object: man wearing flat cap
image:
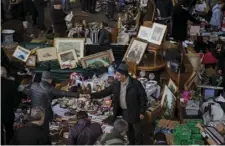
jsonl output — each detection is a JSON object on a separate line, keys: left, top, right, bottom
{"left": 90, "top": 63, "right": 147, "bottom": 145}
{"left": 28, "top": 71, "right": 79, "bottom": 142}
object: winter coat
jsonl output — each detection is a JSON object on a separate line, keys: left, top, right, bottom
{"left": 10, "top": 123, "right": 49, "bottom": 145}
{"left": 68, "top": 119, "right": 102, "bottom": 145}
{"left": 91, "top": 77, "right": 147, "bottom": 123}
{"left": 1, "top": 77, "right": 20, "bottom": 123}
{"left": 95, "top": 130, "right": 125, "bottom": 145}
{"left": 28, "top": 80, "right": 79, "bottom": 122}
{"left": 156, "top": 0, "right": 173, "bottom": 18}
{"left": 50, "top": 7, "right": 67, "bottom": 37}
{"left": 172, "top": 3, "right": 200, "bottom": 41}
{"left": 210, "top": 4, "right": 223, "bottom": 28}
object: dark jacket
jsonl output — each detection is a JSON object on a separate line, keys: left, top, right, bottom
{"left": 95, "top": 130, "right": 125, "bottom": 145}
{"left": 172, "top": 3, "right": 200, "bottom": 42}
{"left": 68, "top": 119, "right": 103, "bottom": 145}
{"left": 156, "top": 0, "right": 173, "bottom": 18}
{"left": 98, "top": 28, "right": 111, "bottom": 45}
{"left": 50, "top": 7, "right": 67, "bottom": 37}
{"left": 1, "top": 77, "right": 20, "bottom": 123}
{"left": 28, "top": 80, "right": 79, "bottom": 122}
{"left": 91, "top": 77, "right": 147, "bottom": 123}
{"left": 10, "top": 123, "right": 49, "bottom": 145}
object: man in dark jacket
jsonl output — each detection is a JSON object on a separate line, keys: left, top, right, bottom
{"left": 1, "top": 67, "right": 20, "bottom": 144}
{"left": 68, "top": 111, "right": 102, "bottom": 145}
{"left": 10, "top": 107, "right": 49, "bottom": 145}
{"left": 33, "top": 0, "right": 46, "bottom": 30}
{"left": 28, "top": 71, "right": 79, "bottom": 141}
{"left": 51, "top": 0, "right": 67, "bottom": 37}
{"left": 172, "top": 0, "right": 201, "bottom": 42}
{"left": 95, "top": 119, "right": 128, "bottom": 145}
{"left": 91, "top": 63, "right": 147, "bottom": 145}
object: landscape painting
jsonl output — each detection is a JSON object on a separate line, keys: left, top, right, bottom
{"left": 54, "top": 38, "right": 85, "bottom": 59}
{"left": 36, "top": 47, "right": 57, "bottom": 62}
{"left": 81, "top": 50, "right": 115, "bottom": 68}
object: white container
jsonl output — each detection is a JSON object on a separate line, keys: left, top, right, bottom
{"left": 2, "top": 29, "right": 15, "bottom": 45}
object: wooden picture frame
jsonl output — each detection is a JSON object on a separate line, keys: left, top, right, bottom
{"left": 57, "top": 49, "right": 78, "bottom": 69}
{"left": 80, "top": 49, "right": 115, "bottom": 69}
{"left": 123, "top": 38, "right": 148, "bottom": 65}
{"left": 36, "top": 47, "right": 57, "bottom": 62}
{"left": 137, "top": 26, "right": 152, "bottom": 41}
{"left": 184, "top": 71, "right": 197, "bottom": 90}
{"left": 168, "top": 78, "right": 178, "bottom": 94}
{"left": 148, "top": 23, "right": 167, "bottom": 45}
{"left": 160, "top": 85, "right": 176, "bottom": 118}
{"left": 12, "top": 45, "right": 31, "bottom": 62}
{"left": 54, "top": 38, "right": 85, "bottom": 59}
{"left": 26, "top": 55, "right": 36, "bottom": 67}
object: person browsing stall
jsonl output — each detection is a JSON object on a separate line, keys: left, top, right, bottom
{"left": 172, "top": 0, "right": 201, "bottom": 42}
{"left": 95, "top": 119, "right": 128, "bottom": 145}
{"left": 10, "top": 107, "right": 49, "bottom": 145}
{"left": 28, "top": 71, "right": 79, "bottom": 142}
{"left": 68, "top": 111, "right": 102, "bottom": 145}
{"left": 51, "top": 0, "right": 67, "bottom": 37}
{"left": 210, "top": 0, "right": 225, "bottom": 28}
{"left": 90, "top": 63, "right": 147, "bottom": 145}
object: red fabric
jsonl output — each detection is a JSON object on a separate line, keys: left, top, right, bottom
{"left": 202, "top": 52, "right": 217, "bottom": 64}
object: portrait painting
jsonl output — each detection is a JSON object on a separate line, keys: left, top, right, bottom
{"left": 57, "top": 49, "right": 78, "bottom": 69}
{"left": 54, "top": 38, "right": 85, "bottom": 59}
{"left": 148, "top": 23, "right": 167, "bottom": 45}
{"left": 81, "top": 49, "right": 115, "bottom": 68}
{"left": 161, "top": 85, "right": 176, "bottom": 119}
{"left": 137, "top": 26, "right": 152, "bottom": 41}
{"left": 123, "top": 38, "right": 148, "bottom": 65}
{"left": 26, "top": 55, "right": 36, "bottom": 67}
{"left": 36, "top": 47, "right": 57, "bottom": 62}
{"left": 168, "top": 79, "right": 178, "bottom": 94}
{"left": 13, "top": 45, "right": 31, "bottom": 62}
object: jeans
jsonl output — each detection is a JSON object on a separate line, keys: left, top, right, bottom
{"left": 62, "top": 0, "right": 71, "bottom": 12}
{"left": 122, "top": 110, "right": 143, "bottom": 145}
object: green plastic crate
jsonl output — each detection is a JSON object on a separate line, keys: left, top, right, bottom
{"left": 192, "top": 134, "right": 202, "bottom": 139}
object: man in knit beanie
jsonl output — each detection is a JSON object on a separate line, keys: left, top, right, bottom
{"left": 91, "top": 63, "right": 147, "bottom": 145}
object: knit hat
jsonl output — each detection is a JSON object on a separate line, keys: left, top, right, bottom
{"left": 41, "top": 71, "right": 52, "bottom": 80}
{"left": 53, "top": 0, "right": 62, "bottom": 5}
{"left": 116, "top": 63, "right": 128, "bottom": 75}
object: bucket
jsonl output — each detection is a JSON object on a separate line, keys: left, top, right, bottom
{"left": 2, "top": 29, "right": 15, "bottom": 45}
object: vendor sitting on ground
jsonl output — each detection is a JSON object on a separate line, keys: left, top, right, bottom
{"left": 50, "top": 0, "right": 67, "bottom": 37}
{"left": 28, "top": 71, "right": 79, "bottom": 143}
{"left": 68, "top": 111, "right": 102, "bottom": 145}
{"left": 95, "top": 119, "right": 128, "bottom": 145}
{"left": 10, "top": 107, "right": 49, "bottom": 145}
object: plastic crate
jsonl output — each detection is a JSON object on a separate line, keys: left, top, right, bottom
{"left": 192, "top": 134, "right": 202, "bottom": 139}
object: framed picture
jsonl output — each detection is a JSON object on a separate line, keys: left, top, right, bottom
{"left": 80, "top": 49, "right": 115, "bottom": 68}
{"left": 36, "top": 47, "right": 57, "bottom": 62}
{"left": 54, "top": 38, "right": 85, "bottom": 59}
{"left": 168, "top": 79, "right": 178, "bottom": 94}
{"left": 123, "top": 38, "right": 148, "bottom": 65}
{"left": 161, "top": 85, "right": 176, "bottom": 118}
{"left": 13, "top": 46, "right": 31, "bottom": 62}
{"left": 137, "top": 26, "right": 152, "bottom": 41}
{"left": 148, "top": 23, "right": 167, "bottom": 45}
{"left": 184, "top": 71, "right": 197, "bottom": 90}
{"left": 26, "top": 55, "right": 36, "bottom": 67}
{"left": 57, "top": 49, "right": 78, "bottom": 69}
